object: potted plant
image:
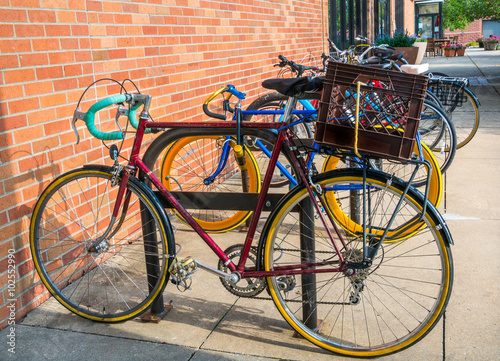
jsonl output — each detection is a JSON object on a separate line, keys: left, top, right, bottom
{"left": 414, "top": 38, "right": 428, "bottom": 64}
{"left": 477, "top": 37, "right": 484, "bottom": 48}
{"left": 375, "top": 29, "right": 419, "bottom": 64}
{"left": 484, "top": 35, "right": 499, "bottom": 51}
{"left": 442, "top": 43, "right": 457, "bottom": 57}
{"left": 455, "top": 43, "right": 466, "bottom": 56}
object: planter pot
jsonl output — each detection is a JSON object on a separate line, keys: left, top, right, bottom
{"left": 478, "top": 42, "right": 484, "bottom": 48}
{"left": 484, "top": 42, "right": 499, "bottom": 50}
{"left": 413, "top": 42, "right": 427, "bottom": 64}
{"left": 394, "top": 46, "right": 419, "bottom": 64}
{"left": 444, "top": 49, "right": 455, "bottom": 57}
{"left": 456, "top": 48, "right": 465, "bottom": 56}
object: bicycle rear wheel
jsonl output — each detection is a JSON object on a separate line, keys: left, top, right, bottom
{"left": 30, "top": 166, "right": 174, "bottom": 322}
{"left": 418, "top": 100, "right": 457, "bottom": 174}
{"left": 322, "top": 141, "right": 443, "bottom": 207}
{"left": 260, "top": 169, "right": 453, "bottom": 357}
{"left": 160, "top": 136, "right": 260, "bottom": 233}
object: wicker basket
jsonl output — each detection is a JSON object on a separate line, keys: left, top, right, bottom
{"left": 315, "top": 62, "right": 428, "bottom": 161}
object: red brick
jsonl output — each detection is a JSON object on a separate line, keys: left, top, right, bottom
{"left": 28, "top": 9, "right": 57, "bottom": 23}
{"left": 60, "top": 38, "right": 79, "bottom": 50}
{"left": 86, "top": 0, "right": 102, "bottom": 11}
{"left": 14, "top": 24, "right": 45, "bottom": 37}
{"left": 10, "top": 0, "right": 38, "bottom": 7}
{"left": 36, "top": 66, "right": 64, "bottom": 80}
{"left": 0, "top": 114, "right": 27, "bottom": 132}
{"left": 32, "top": 134, "right": 60, "bottom": 154}
{"left": 42, "top": 0, "right": 69, "bottom": 9}
{"left": 108, "top": 49, "right": 127, "bottom": 59}
{"left": 19, "top": 53, "right": 49, "bottom": 67}
{"left": 39, "top": 93, "right": 67, "bottom": 108}
{"left": 53, "top": 78, "right": 78, "bottom": 92}
{"left": 0, "top": 39, "right": 32, "bottom": 53}
{"left": 23, "top": 81, "right": 52, "bottom": 97}
{"left": 74, "top": 50, "right": 92, "bottom": 62}
{"left": 8, "top": 97, "right": 40, "bottom": 114}
{"left": 2, "top": 9, "right": 28, "bottom": 22}
{"left": 0, "top": 146, "right": 33, "bottom": 173}
{"left": 0, "top": 24, "right": 14, "bottom": 37}
{"left": 0, "top": 85, "right": 23, "bottom": 101}
{"left": 32, "top": 38, "right": 61, "bottom": 52}
{"left": 45, "top": 24, "right": 71, "bottom": 37}
{"left": 71, "top": 24, "right": 89, "bottom": 36}
{"left": 26, "top": 108, "right": 56, "bottom": 127}
{"left": 55, "top": 10, "right": 76, "bottom": 22}
{"left": 69, "top": 0, "right": 86, "bottom": 10}
{"left": 44, "top": 118, "right": 70, "bottom": 135}
{"left": 49, "top": 51, "right": 75, "bottom": 64}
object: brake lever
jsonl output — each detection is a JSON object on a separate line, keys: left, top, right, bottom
{"left": 114, "top": 104, "right": 128, "bottom": 135}
{"left": 72, "top": 108, "right": 86, "bottom": 144}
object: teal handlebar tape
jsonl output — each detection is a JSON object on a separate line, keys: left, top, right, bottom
{"left": 128, "top": 101, "right": 151, "bottom": 134}
{"left": 84, "top": 94, "right": 127, "bottom": 140}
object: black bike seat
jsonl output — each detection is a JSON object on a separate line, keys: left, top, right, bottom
{"left": 389, "top": 52, "right": 404, "bottom": 61}
{"left": 262, "top": 77, "right": 324, "bottom": 99}
{"left": 374, "top": 50, "right": 394, "bottom": 58}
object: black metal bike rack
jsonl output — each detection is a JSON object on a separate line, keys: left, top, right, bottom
{"left": 139, "top": 128, "right": 318, "bottom": 326}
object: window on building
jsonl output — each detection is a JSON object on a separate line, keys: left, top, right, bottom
{"left": 374, "top": 0, "right": 391, "bottom": 37}
{"left": 329, "top": 0, "right": 367, "bottom": 49}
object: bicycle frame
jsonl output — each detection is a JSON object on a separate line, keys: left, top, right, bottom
{"left": 111, "top": 100, "right": 348, "bottom": 280}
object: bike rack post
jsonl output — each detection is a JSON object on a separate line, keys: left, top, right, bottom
{"left": 139, "top": 204, "right": 171, "bottom": 322}
{"left": 299, "top": 196, "right": 318, "bottom": 330}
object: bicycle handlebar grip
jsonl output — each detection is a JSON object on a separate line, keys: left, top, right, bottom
{"left": 127, "top": 101, "right": 151, "bottom": 134}
{"left": 203, "top": 104, "right": 226, "bottom": 120}
{"left": 84, "top": 94, "right": 128, "bottom": 140}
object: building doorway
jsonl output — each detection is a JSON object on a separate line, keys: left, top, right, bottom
{"left": 415, "top": 1, "right": 443, "bottom": 39}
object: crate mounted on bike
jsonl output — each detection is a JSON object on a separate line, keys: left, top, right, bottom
{"left": 315, "top": 62, "right": 428, "bottom": 161}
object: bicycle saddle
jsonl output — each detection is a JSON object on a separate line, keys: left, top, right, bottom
{"left": 361, "top": 58, "right": 393, "bottom": 69}
{"left": 389, "top": 52, "right": 404, "bottom": 61}
{"left": 373, "top": 50, "right": 393, "bottom": 58}
{"left": 262, "top": 77, "right": 324, "bottom": 99}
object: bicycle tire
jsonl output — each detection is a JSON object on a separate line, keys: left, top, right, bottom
{"left": 418, "top": 100, "right": 457, "bottom": 174}
{"left": 245, "top": 91, "right": 313, "bottom": 188}
{"left": 424, "top": 71, "right": 450, "bottom": 78}
{"left": 322, "top": 141, "right": 443, "bottom": 207}
{"left": 259, "top": 168, "right": 453, "bottom": 357}
{"left": 160, "top": 135, "right": 261, "bottom": 233}
{"left": 429, "top": 83, "right": 480, "bottom": 149}
{"left": 30, "top": 166, "right": 175, "bottom": 322}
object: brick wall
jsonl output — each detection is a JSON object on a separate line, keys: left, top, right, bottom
{"left": 0, "top": 0, "right": 328, "bottom": 330}
{"left": 444, "top": 19, "right": 483, "bottom": 45}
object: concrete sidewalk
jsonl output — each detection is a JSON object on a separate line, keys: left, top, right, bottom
{"left": 2, "top": 48, "right": 499, "bottom": 361}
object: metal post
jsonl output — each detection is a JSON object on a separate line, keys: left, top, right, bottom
{"left": 299, "top": 196, "right": 318, "bottom": 330}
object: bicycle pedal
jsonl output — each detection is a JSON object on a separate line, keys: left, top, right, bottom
{"left": 169, "top": 257, "right": 197, "bottom": 291}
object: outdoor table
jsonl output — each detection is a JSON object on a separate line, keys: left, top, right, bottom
{"left": 434, "top": 38, "right": 450, "bottom": 56}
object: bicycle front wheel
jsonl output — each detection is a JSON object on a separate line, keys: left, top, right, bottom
{"left": 30, "top": 166, "right": 174, "bottom": 322}
{"left": 261, "top": 169, "right": 453, "bottom": 357}
{"left": 160, "top": 136, "right": 261, "bottom": 233}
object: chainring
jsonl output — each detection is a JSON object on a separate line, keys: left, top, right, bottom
{"left": 217, "top": 244, "right": 266, "bottom": 297}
